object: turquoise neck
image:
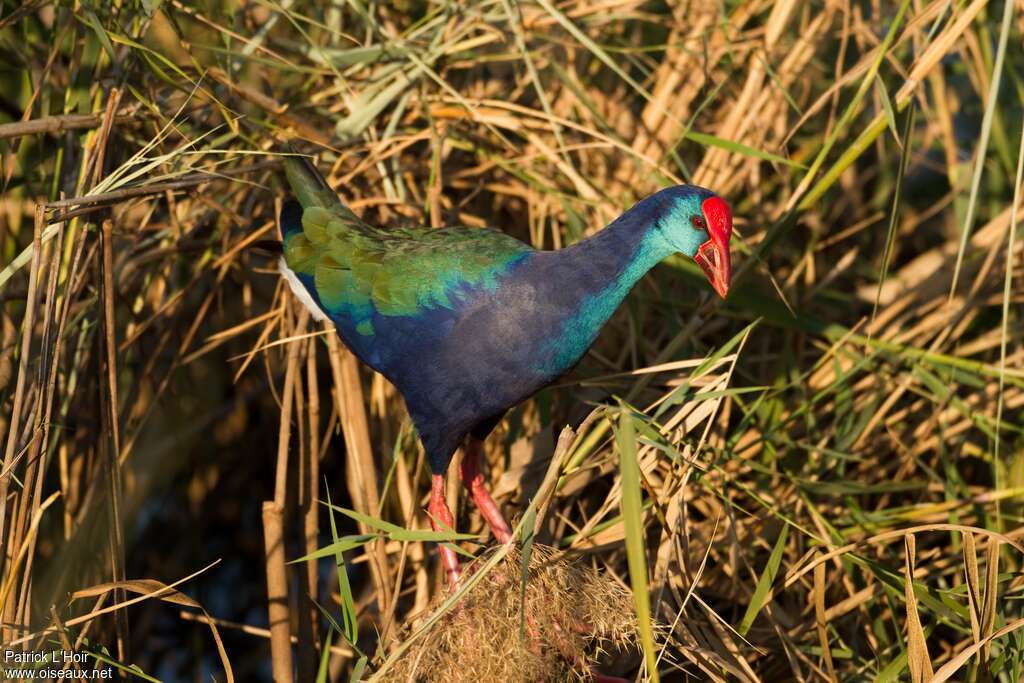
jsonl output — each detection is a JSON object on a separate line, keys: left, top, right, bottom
{"left": 536, "top": 216, "right": 674, "bottom": 374}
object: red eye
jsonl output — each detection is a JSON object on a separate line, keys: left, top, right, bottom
{"left": 692, "top": 215, "right": 706, "bottom": 230}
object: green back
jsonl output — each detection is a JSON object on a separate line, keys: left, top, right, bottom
{"left": 282, "top": 192, "right": 533, "bottom": 334}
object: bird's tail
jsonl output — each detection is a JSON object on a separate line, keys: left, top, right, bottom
{"left": 283, "top": 144, "right": 336, "bottom": 209}
{"left": 282, "top": 144, "right": 362, "bottom": 225}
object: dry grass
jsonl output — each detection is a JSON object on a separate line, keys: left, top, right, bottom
{"left": 1, "top": 0, "right": 1024, "bottom": 681}
{"left": 386, "top": 545, "right": 638, "bottom": 682}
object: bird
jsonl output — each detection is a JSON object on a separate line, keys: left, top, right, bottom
{"left": 278, "top": 151, "right": 733, "bottom": 586}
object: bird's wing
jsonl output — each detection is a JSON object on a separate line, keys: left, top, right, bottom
{"left": 283, "top": 206, "right": 532, "bottom": 332}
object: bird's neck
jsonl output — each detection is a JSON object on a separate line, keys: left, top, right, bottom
{"left": 581, "top": 202, "right": 675, "bottom": 274}
{"left": 566, "top": 210, "right": 672, "bottom": 295}
{"left": 536, "top": 207, "right": 673, "bottom": 373}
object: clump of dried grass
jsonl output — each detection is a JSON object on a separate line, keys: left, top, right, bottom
{"left": 387, "top": 544, "right": 639, "bottom": 683}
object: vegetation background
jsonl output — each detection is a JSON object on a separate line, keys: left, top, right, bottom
{"left": 1, "top": 0, "right": 1023, "bottom": 680}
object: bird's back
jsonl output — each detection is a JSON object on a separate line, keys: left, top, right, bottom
{"left": 279, "top": 156, "right": 551, "bottom": 464}
{"left": 279, "top": 153, "right": 681, "bottom": 472}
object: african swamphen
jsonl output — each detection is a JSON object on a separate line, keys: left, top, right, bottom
{"left": 279, "top": 153, "right": 733, "bottom": 584}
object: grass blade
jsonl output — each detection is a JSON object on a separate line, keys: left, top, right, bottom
{"left": 316, "top": 627, "right": 334, "bottom": 683}
{"left": 948, "top": 0, "right": 1016, "bottom": 297}
{"left": 875, "top": 74, "right": 901, "bottom": 148}
{"left": 326, "top": 486, "right": 359, "bottom": 644}
{"left": 904, "top": 534, "right": 934, "bottom": 682}
{"left": 738, "top": 522, "right": 789, "bottom": 636}
{"left": 685, "top": 130, "right": 805, "bottom": 169}
{"left": 324, "top": 502, "right": 479, "bottom": 542}
{"left": 870, "top": 101, "right": 916, "bottom": 329}
{"left": 616, "top": 407, "right": 659, "bottom": 682}
{"left": 994, "top": 107, "right": 1024, "bottom": 525}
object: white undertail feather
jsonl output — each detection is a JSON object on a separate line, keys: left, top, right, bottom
{"left": 279, "top": 256, "right": 328, "bottom": 322}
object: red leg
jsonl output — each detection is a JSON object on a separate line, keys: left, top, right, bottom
{"left": 459, "top": 438, "right": 513, "bottom": 544}
{"left": 427, "top": 473, "right": 461, "bottom": 588}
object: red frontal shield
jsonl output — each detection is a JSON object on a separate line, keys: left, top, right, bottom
{"left": 694, "top": 196, "right": 733, "bottom": 298}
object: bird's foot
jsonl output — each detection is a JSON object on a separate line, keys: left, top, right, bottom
{"left": 427, "top": 474, "right": 462, "bottom": 587}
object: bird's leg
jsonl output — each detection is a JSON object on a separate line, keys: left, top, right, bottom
{"left": 459, "top": 438, "right": 513, "bottom": 545}
{"left": 427, "top": 473, "right": 461, "bottom": 587}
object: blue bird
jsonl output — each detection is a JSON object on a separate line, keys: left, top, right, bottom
{"left": 279, "top": 153, "right": 733, "bottom": 584}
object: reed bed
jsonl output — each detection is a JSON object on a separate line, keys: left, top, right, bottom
{"left": 1, "top": 0, "right": 1023, "bottom": 680}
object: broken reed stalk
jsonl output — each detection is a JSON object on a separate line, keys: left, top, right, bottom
{"left": 300, "top": 338, "right": 322, "bottom": 673}
{"left": 100, "top": 218, "right": 130, "bottom": 665}
{"left": 263, "top": 305, "right": 309, "bottom": 681}
{"left": 0, "top": 112, "right": 138, "bottom": 140}
{"left": 92, "top": 103, "right": 134, "bottom": 668}
{"left": 288, "top": 338, "right": 315, "bottom": 683}
{"left": 12, "top": 207, "right": 67, "bottom": 636}
{"left": 9, "top": 213, "right": 59, "bottom": 637}
{"left": 262, "top": 500, "right": 293, "bottom": 683}
{"left": 0, "top": 204, "right": 44, "bottom": 643}
{"left": 36, "top": 160, "right": 281, "bottom": 214}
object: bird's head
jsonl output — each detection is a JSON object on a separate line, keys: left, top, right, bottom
{"left": 654, "top": 186, "right": 733, "bottom": 298}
